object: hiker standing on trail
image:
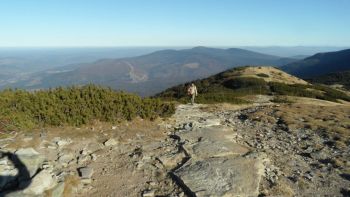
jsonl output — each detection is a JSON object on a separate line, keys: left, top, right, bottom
{"left": 187, "top": 83, "right": 198, "bottom": 105}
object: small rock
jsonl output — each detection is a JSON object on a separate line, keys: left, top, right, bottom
{"left": 103, "top": 138, "right": 118, "bottom": 146}
{"left": 80, "top": 149, "right": 89, "bottom": 155}
{"left": 56, "top": 138, "right": 72, "bottom": 147}
{"left": 90, "top": 153, "right": 97, "bottom": 161}
{"left": 81, "top": 178, "right": 92, "bottom": 185}
{"left": 77, "top": 155, "right": 91, "bottom": 165}
{"left": 48, "top": 145, "right": 58, "bottom": 150}
{"left": 79, "top": 167, "right": 94, "bottom": 179}
{"left": 23, "top": 136, "right": 34, "bottom": 142}
{"left": 58, "top": 152, "right": 74, "bottom": 166}
{"left": 142, "top": 190, "right": 156, "bottom": 197}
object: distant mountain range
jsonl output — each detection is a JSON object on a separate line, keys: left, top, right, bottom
{"left": 241, "top": 46, "right": 349, "bottom": 57}
{"left": 0, "top": 47, "right": 165, "bottom": 86}
{"left": 2, "top": 47, "right": 297, "bottom": 96}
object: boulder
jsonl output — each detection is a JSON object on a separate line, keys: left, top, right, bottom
{"left": 22, "top": 169, "right": 57, "bottom": 195}
{"left": 15, "top": 148, "right": 45, "bottom": 178}
{"left": 0, "top": 167, "right": 18, "bottom": 189}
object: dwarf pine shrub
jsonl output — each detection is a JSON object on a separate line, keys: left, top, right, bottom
{"left": 0, "top": 85, "right": 175, "bottom": 131}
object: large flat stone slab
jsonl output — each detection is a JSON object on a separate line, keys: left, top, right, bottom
{"left": 184, "top": 140, "right": 250, "bottom": 160}
{"left": 15, "top": 148, "right": 45, "bottom": 178}
{"left": 178, "top": 126, "right": 235, "bottom": 143}
{"left": 174, "top": 157, "right": 264, "bottom": 197}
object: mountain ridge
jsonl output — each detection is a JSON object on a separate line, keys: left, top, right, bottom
{"left": 1, "top": 47, "right": 297, "bottom": 96}
{"left": 281, "top": 48, "right": 350, "bottom": 78}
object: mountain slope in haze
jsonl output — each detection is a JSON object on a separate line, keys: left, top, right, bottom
{"left": 157, "top": 66, "right": 350, "bottom": 103}
{"left": 281, "top": 49, "right": 350, "bottom": 78}
{"left": 241, "top": 46, "right": 349, "bottom": 57}
{"left": 2, "top": 47, "right": 297, "bottom": 96}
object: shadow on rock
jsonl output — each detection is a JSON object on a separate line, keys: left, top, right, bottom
{"left": 0, "top": 151, "right": 31, "bottom": 197}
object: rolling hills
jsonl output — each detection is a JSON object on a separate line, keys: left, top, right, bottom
{"left": 2, "top": 47, "right": 297, "bottom": 96}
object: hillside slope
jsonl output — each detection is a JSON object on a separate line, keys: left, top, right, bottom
{"left": 157, "top": 66, "right": 350, "bottom": 103}
{"left": 281, "top": 49, "right": 350, "bottom": 78}
{"left": 307, "top": 70, "right": 350, "bottom": 90}
{"left": 2, "top": 47, "right": 297, "bottom": 96}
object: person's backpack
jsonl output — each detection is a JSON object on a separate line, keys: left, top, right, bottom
{"left": 187, "top": 86, "right": 193, "bottom": 95}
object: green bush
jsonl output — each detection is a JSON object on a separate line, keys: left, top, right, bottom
{"left": 268, "top": 82, "right": 350, "bottom": 102}
{"left": 223, "top": 77, "right": 268, "bottom": 90}
{"left": 313, "top": 85, "right": 350, "bottom": 102}
{"left": 269, "top": 82, "right": 317, "bottom": 98}
{"left": 195, "top": 93, "right": 249, "bottom": 104}
{"left": 256, "top": 73, "right": 269, "bottom": 78}
{"left": 0, "top": 85, "right": 175, "bottom": 131}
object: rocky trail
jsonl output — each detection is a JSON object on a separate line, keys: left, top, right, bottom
{"left": 168, "top": 104, "right": 265, "bottom": 197}
{"left": 0, "top": 102, "right": 349, "bottom": 196}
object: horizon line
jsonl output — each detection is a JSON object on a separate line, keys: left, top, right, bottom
{"left": 0, "top": 45, "right": 349, "bottom": 48}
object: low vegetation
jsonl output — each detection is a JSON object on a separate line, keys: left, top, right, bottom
{"left": 0, "top": 85, "right": 175, "bottom": 131}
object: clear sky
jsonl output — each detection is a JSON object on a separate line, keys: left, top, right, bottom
{"left": 0, "top": 0, "right": 349, "bottom": 47}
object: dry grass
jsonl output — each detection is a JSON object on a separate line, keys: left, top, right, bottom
{"left": 237, "top": 66, "right": 309, "bottom": 85}
{"left": 275, "top": 103, "right": 350, "bottom": 137}
{"left": 63, "top": 175, "right": 81, "bottom": 197}
{"left": 286, "top": 96, "right": 344, "bottom": 106}
{"left": 247, "top": 100, "right": 350, "bottom": 147}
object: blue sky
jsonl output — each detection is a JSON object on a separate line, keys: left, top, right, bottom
{"left": 0, "top": 0, "right": 349, "bottom": 47}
